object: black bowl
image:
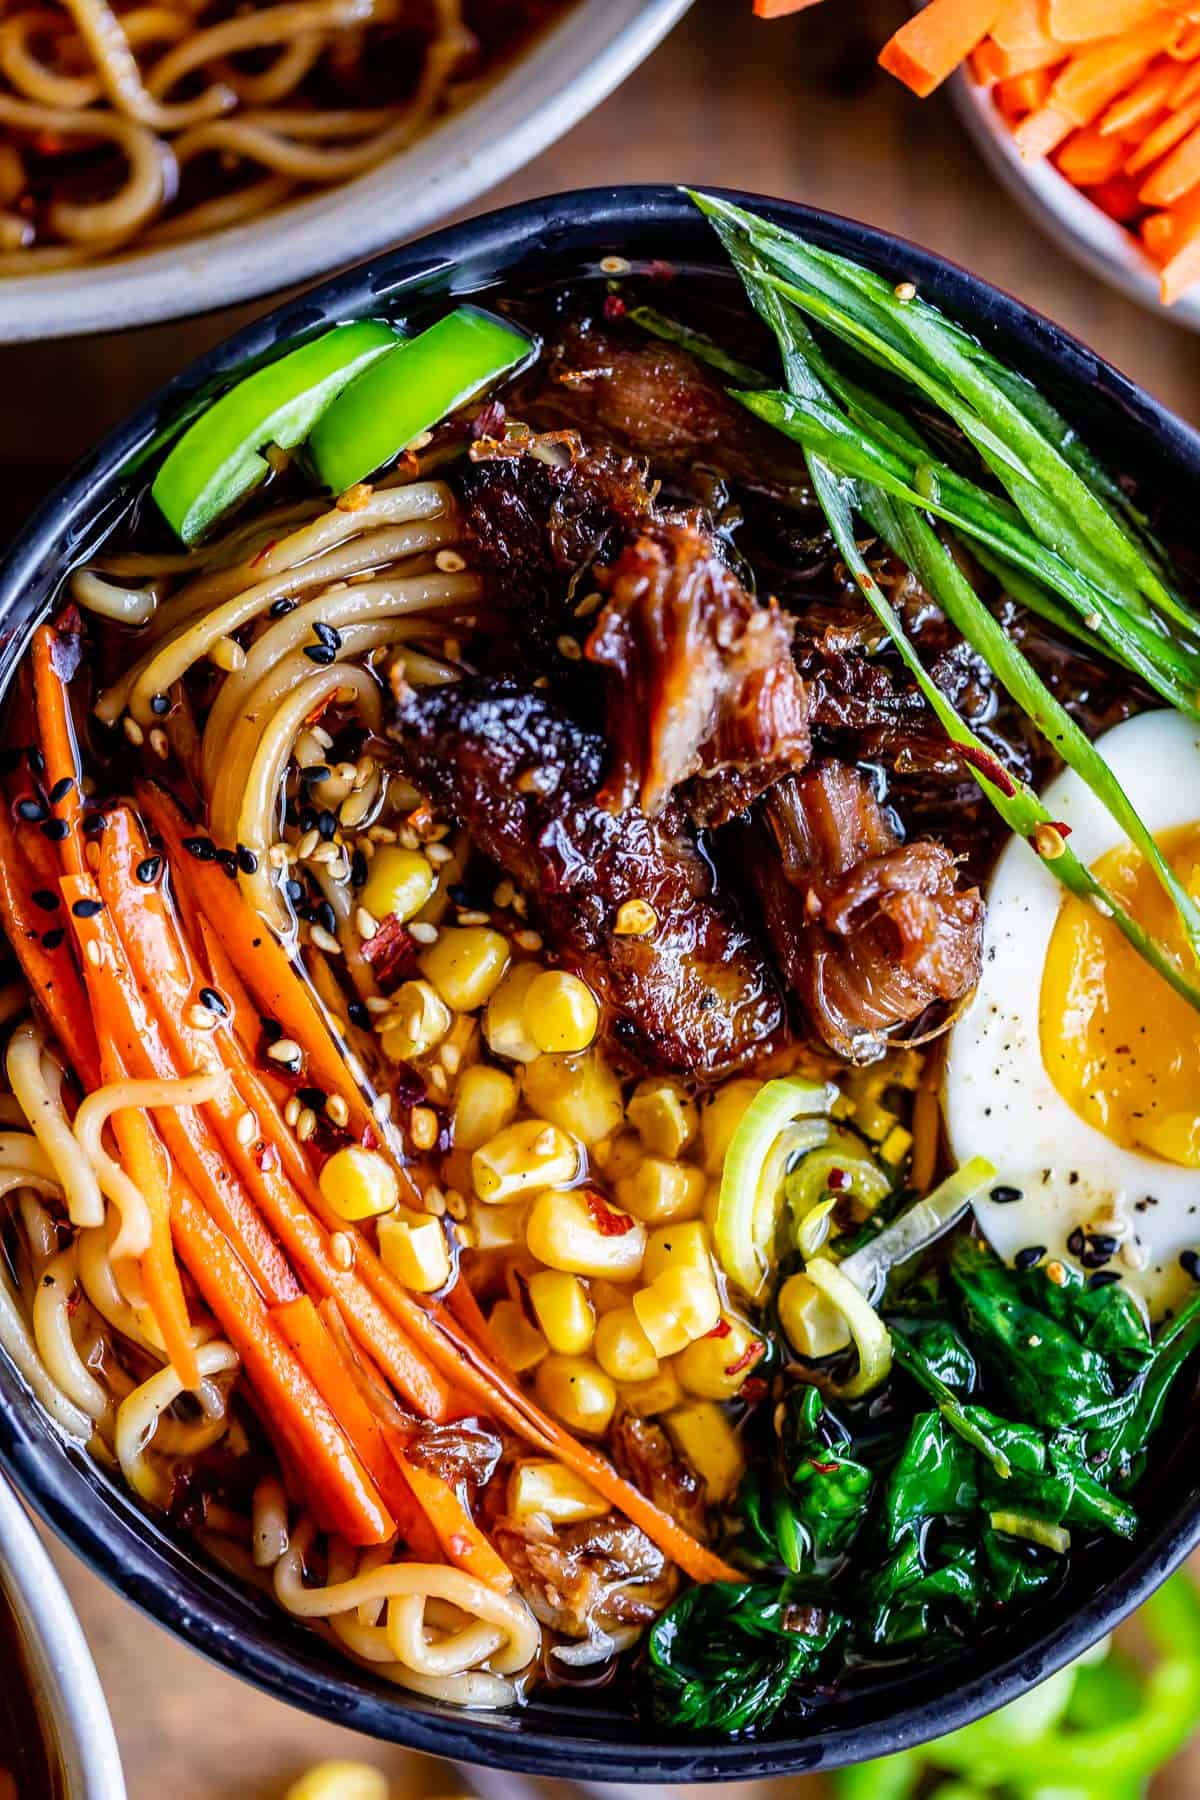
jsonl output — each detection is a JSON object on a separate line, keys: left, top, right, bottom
{"left": 1, "top": 186, "right": 1198, "bottom": 1783}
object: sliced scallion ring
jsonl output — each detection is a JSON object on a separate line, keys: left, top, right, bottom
{"left": 839, "top": 1155, "right": 997, "bottom": 1305}
{"left": 714, "top": 1076, "right": 837, "bottom": 1298}
{"left": 990, "top": 1511, "right": 1071, "bottom": 1555}
{"left": 803, "top": 1256, "right": 892, "bottom": 1399}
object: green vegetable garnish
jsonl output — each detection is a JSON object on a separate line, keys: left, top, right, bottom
{"left": 308, "top": 305, "right": 536, "bottom": 494}
{"left": 153, "top": 321, "right": 400, "bottom": 544}
{"left": 713, "top": 1076, "right": 836, "bottom": 1297}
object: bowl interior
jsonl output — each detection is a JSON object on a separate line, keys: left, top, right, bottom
{"left": 1, "top": 186, "right": 1198, "bottom": 1781}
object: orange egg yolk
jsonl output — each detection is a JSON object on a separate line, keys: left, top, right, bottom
{"left": 1040, "top": 822, "right": 1200, "bottom": 1167}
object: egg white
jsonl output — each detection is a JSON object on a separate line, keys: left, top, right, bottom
{"left": 944, "top": 711, "right": 1200, "bottom": 1320}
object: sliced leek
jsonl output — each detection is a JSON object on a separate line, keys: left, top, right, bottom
{"left": 803, "top": 1256, "right": 892, "bottom": 1398}
{"left": 714, "top": 1077, "right": 837, "bottom": 1298}
{"left": 840, "top": 1156, "right": 997, "bottom": 1304}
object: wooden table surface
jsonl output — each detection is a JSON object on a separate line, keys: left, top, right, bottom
{"left": 5, "top": 0, "right": 1199, "bottom": 1791}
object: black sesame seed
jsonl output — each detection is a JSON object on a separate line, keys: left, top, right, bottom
{"left": 1015, "top": 1245, "right": 1045, "bottom": 1270}
{"left": 1067, "top": 1226, "right": 1086, "bottom": 1257}
{"left": 349, "top": 850, "right": 367, "bottom": 889}
{"left": 316, "top": 900, "right": 337, "bottom": 936}
{"left": 149, "top": 693, "right": 171, "bottom": 717}
{"left": 1087, "top": 1233, "right": 1121, "bottom": 1257}
{"left": 236, "top": 844, "right": 258, "bottom": 875}
{"left": 16, "top": 797, "right": 47, "bottom": 822}
{"left": 83, "top": 813, "right": 108, "bottom": 835}
{"left": 183, "top": 836, "right": 215, "bottom": 861}
{"left": 71, "top": 898, "right": 103, "bottom": 919}
{"left": 303, "top": 644, "right": 336, "bottom": 666}
{"left": 25, "top": 747, "right": 44, "bottom": 776}
{"left": 447, "top": 883, "right": 471, "bottom": 907}
{"left": 1080, "top": 1247, "right": 1114, "bottom": 1270}
{"left": 317, "top": 810, "right": 337, "bottom": 841}
{"left": 989, "top": 1184, "right": 1023, "bottom": 1205}
{"left": 199, "top": 986, "right": 228, "bottom": 1016}
{"left": 135, "top": 855, "right": 162, "bottom": 884}
{"left": 268, "top": 598, "right": 296, "bottom": 618}
{"left": 31, "top": 889, "right": 59, "bottom": 912}
{"left": 300, "top": 766, "right": 330, "bottom": 788}
{"left": 48, "top": 776, "right": 74, "bottom": 805}
{"left": 297, "top": 1086, "right": 325, "bottom": 1109}
{"left": 1087, "top": 1271, "right": 1122, "bottom": 1290}
{"left": 1180, "top": 1248, "right": 1200, "bottom": 1281}
{"left": 41, "top": 819, "right": 68, "bottom": 842}
{"left": 41, "top": 928, "right": 64, "bottom": 951}
{"left": 285, "top": 879, "right": 304, "bottom": 904}
{"left": 347, "top": 999, "right": 369, "bottom": 1029}
{"left": 312, "top": 622, "right": 342, "bottom": 651}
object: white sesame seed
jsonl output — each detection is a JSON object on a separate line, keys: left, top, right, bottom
{"left": 284, "top": 1096, "right": 301, "bottom": 1127}
{"left": 123, "top": 715, "right": 144, "bottom": 747}
{"left": 557, "top": 634, "right": 583, "bottom": 661}
{"left": 310, "top": 923, "right": 342, "bottom": 955}
{"left": 236, "top": 1109, "right": 257, "bottom": 1146}
{"left": 367, "top": 825, "right": 397, "bottom": 845}
{"left": 84, "top": 939, "right": 103, "bottom": 968}
{"left": 574, "top": 591, "right": 602, "bottom": 619}
{"left": 410, "top": 1106, "right": 438, "bottom": 1151}
{"left": 149, "top": 727, "right": 169, "bottom": 760}
{"left": 327, "top": 1094, "right": 350, "bottom": 1128}
{"left": 444, "top": 1189, "right": 467, "bottom": 1221}
{"left": 426, "top": 842, "right": 453, "bottom": 865}
{"left": 456, "top": 909, "right": 490, "bottom": 927}
{"left": 343, "top": 1054, "right": 364, "bottom": 1085}
{"left": 355, "top": 907, "right": 379, "bottom": 940}
{"left": 493, "top": 880, "right": 514, "bottom": 909}
{"left": 187, "top": 1004, "right": 218, "bottom": 1031}
{"left": 296, "top": 1107, "right": 317, "bottom": 1142}
{"left": 310, "top": 842, "right": 341, "bottom": 866}
{"left": 514, "top": 928, "right": 543, "bottom": 952}
{"left": 339, "top": 791, "right": 373, "bottom": 830}
{"left": 365, "top": 995, "right": 391, "bottom": 1016}
{"left": 408, "top": 921, "right": 438, "bottom": 945}
{"left": 600, "top": 255, "right": 630, "bottom": 274}
{"left": 372, "top": 1092, "right": 393, "bottom": 1122}
{"left": 894, "top": 280, "right": 917, "bottom": 302}
{"left": 330, "top": 1231, "right": 355, "bottom": 1270}
{"left": 423, "top": 1185, "right": 447, "bottom": 1217}
{"left": 396, "top": 827, "right": 419, "bottom": 851}
{"left": 312, "top": 725, "right": 333, "bottom": 750}
{"left": 268, "top": 842, "right": 292, "bottom": 868}
{"left": 296, "top": 828, "right": 320, "bottom": 860}
{"left": 268, "top": 1038, "right": 303, "bottom": 1064}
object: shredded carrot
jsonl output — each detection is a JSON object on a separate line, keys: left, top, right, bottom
{"left": 29, "top": 617, "right": 87, "bottom": 881}
{"left": 0, "top": 806, "right": 100, "bottom": 1090}
{"left": 979, "top": 39, "right": 1065, "bottom": 83}
{"left": 395, "top": 1453, "right": 514, "bottom": 1593}
{"left": 1090, "top": 173, "right": 1144, "bottom": 219}
{"left": 992, "top": 0, "right": 1062, "bottom": 54}
{"left": 1048, "top": 0, "right": 1163, "bottom": 44}
{"left": 1048, "top": 17, "right": 1178, "bottom": 126}
{"left": 879, "top": 0, "right": 1004, "bottom": 98}
{"left": 1014, "top": 102, "right": 1076, "bottom": 158}
{"left": 1161, "top": 223, "right": 1200, "bottom": 295}
{"left": 1057, "top": 125, "right": 1128, "bottom": 184}
{"left": 1097, "top": 57, "right": 1174, "bottom": 135}
{"left": 1138, "top": 116, "right": 1200, "bottom": 200}
{"left": 997, "top": 67, "right": 1054, "bottom": 120}
{"left": 751, "top": 0, "right": 822, "bottom": 13}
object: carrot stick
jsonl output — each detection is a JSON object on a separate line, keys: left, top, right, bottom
{"left": 395, "top": 1454, "right": 513, "bottom": 1593}
{"left": 1098, "top": 57, "right": 1176, "bottom": 134}
{"left": 1049, "top": 0, "right": 1164, "bottom": 42}
{"left": 29, "top": 616, "right": 88, "bottom": 881}
{"left": 879, "top": 0, "right": 1004, "bottom": 98}
{"left": 1139, "top": 117, "right": 1200, "bottom": 199}
{"left": 998, "top": 66, "right": 1054, "bottom": 119}
{"left": 1169, "top": 58, "right": 1200, "bottom": 107}
{"left": 0, "top": 806, "right": 101, "bottom": 1090}
{"left": 976, "top": 38, "right": 1065, "bottom": 80}
{"left": 1057, "top": 125, "right": 1128, "bottom": 182}
{"left": 1013, "top": 101, "right": 1077, "bottom": 156}
{"left": 97, "top": 811, "right": 454, "bottom": 1423}
{"left": 1089, "top": 173, "right": 1144, "bottom": 218}
{"left": 752, "top": 0, "right": 823, "bottom": 13}
{"left": 1034, "top": 17, "right": 1179, "bottom": 137}
{"left": 1161, "top": 224, "right": 1200, "bottom": 297}
{"left": 1142, "top": 208, "right": 1181, "bottom": 259}
{"left": 272, "top": 1295, "right": 440, "bottom": 1557}
{"left": 992, "top": 0, "right": 1062, "bottom": 53}
{"left": 1126, "top": 87, "right": 1200, "bottom": 167}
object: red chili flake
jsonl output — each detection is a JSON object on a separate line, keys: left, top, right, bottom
{"left": 741, "top": 1377, "right": 768, "bottom": 1404}
{"left": 256, "top": 1144, "right": 280, "bottom": 1174}
{"left": 361, "top": 1123, "right": 379, "bottom": 1151}
{"left": 361, "top": 913, "right": 419, "bottom": 994}
{"left": 249, "top": 538, "right": 279, "bottom": 570}
{"left": 725, "top": 1341, "right": 765, "bottom": 1379}
{"left": 584, "top": 1189, "right": 635, "bottom": 1236}
{"left": 957, "top": 743, "right": 1016, "bottom": 797}
{"left": 470, "top": 399, "right": 506, "bottom": 441}
{"left": 808, "top": 1458, "right": 841, "bottom": 1475}
{"left": 48, "top": 604, "right": 84, "bottom": 681}
{"left": 827, "top": 1167, "right": 848, "bottom": 1191}
{"left": 66, "top": 1289, "right": 82, "bottom": 1317}
{"left": 1049, "top": 818, "right": 1073, "bottom": 838}
{"left": 706, "top": 1318, "right": 732, "bottom": 1340}
{"left": 603, "top": 293, "right": 626, "bottom": 320}
{"left": 646, "top": 259, "right": 676, "bottom": 283}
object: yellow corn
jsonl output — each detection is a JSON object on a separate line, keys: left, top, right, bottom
{"left": 620, "top": 1367, "right": 682, "bottom": 1416}
{"left": 594, "top": 1306, "right": 660, "bottom": 1382}
{"left": 615, "top": 1155, "right": 706, "bottom": 1225}
{"left": 700, "top": 1078, "right": 762, "bottom": 1173}
{"left": 483, "top": 961, "right": 543, "bottom": 1062}
{"left": 534, "top": 1354, "right": 616, "bottom": 1436}
{"left": 487, "top": 1297, "right": 548, "bottom": 1373}
{"left": 643, "top": 1218, "right": 714, "bottom": 1286}
{"left": 527, "top": 1269, "right": 595, "bottom": 1355}
{"left": 664, "top": 1401, "right": 745, "bottom": 1502}
{"left": 284, "top": 1761, "right": 389, "bottom": 1800}
{"left": 880, "top": 1123, "right": 913, "bottom": 1169}
{"left": 419, "top": 926, "right": 510, "bottom": 1012}
{"left": 521, "top": 1050, "right": 624, "bottom": 1146}
{"left": 676, "top": 1315, "right": 762, "bottom": 1401}
{"left": 633, "top": 1263, "right": 720, "bottom": 1357}
{"left": 590, "top": 1276, "right": 636, "bottom": 1315}
{"left": 467, "top": 1199, "right": 528, "bottom": 1251}
{"left": 472, "top": 1119, "right": 580, "bottom": 1204}
{"left": 525, "top": 1188, "right": 646, "bottom": 1280}
{"left": 627, "top": 1078, "right": 698, "bottom": 1158}
{"left": 508, "top": 1459, "right": 610, "bottom": 1524}
{"left": 358, "top": 846, "right": 434, "bottom": 925}
{"left": 778, "top": 1270, "right": 852, "bottom": 1358}
{"left": 631, "top": 1285, "right": 689, "bottom": 1358}
{"left": 524, "top": 970, "right": 599, "bottom": 1055}
{"left": 602, "top": 1132, "right": 645, "bottom": 1181}
{"left": 317, "top": 1144, "right": 399, "bottom": 1222}
{"left": 377, "top": 1210, "right": 450, "bottom": 1293}
{"left": 378, "top": 978, "right": 451, "bottom": 1063}
{"left": 452, "top": 1063, "right": 518, "bottom": 1152}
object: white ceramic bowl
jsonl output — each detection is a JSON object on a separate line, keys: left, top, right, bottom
{"left": 950, "top": 64, "right": 1200, "bottom": 332}
{"left": 0, "top": 0, "right": 692, "bottom": 344}
{"left": 0, "top": 1476, "right": 125, "bottom": 1800}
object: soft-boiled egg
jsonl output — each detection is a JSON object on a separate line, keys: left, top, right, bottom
{"left": 944, "top": 711, "right": 1200, "bottom": 1320}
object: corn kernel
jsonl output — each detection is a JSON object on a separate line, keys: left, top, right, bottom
{"left": 778, "top": 1271, "right": 852, "bottom": 1359}
{"left": 677, "top": 1315, "right": 763, "bottom": 1401}
{"left": 633, "top": 1263, "right": 720, "bottom": 1357}
{"left": 523, "top": 970, "right": 599, "bottom": 1055}
{"left": 318, "top": 1144, "right": 399, "bottom": 1221}
{"left": 521, "top": 1050, "right": 623, "bottom": 1146}
{"left": 378, "top": 1210, "right": 450, "bottom": 1293}
{"left": 472, "top": 1119, "right": 580, "bottom": 1204}
{"left": 594, "top": 1306, "right": 659, "bottom": 1382}
{"left": 419, "top": 926, "right": 510, "bottom": 1012}
{"left": 700, "top": 1079, "right": 762, "bottom": 1173}
{"left": 880, "top": 1123, "right": 913, "bottom": 1169}
{"left": 527, "top": 1269, "right": 595, "bottom": 1355}
{"left": 525, "top": 1188, "right": 646, "bottom": 1279}
{"left": 643, "top": 1219, "right": 714, "bottom": 1286}
{"left": 627, "top": 1079, "right": 698, "bottom": 1158}
{"left": 620, "top": 1367, "right": 682, "bottom": 1416}
{"left": 378, "top": 978, "right": 451, "bottom": 1063}
{"left": 589, "top": 1276, "right": 635, "bottom": 1315}
{"left": 284, "top": 1760, "right": 389, "bottom": 1800}
{"left": 508, "top": 1459, "right": 609, "bottom": 1524}
{"left": 615, "top": 1155, "right": 706, "bottom": 1225}
{"left": 534, "top": 1354, "right": 616, "bottom": 1435}
{"left": 631, "top": 1283, "right": 690, "bottom": 1358}
{"left": 602, "top": 1132, "right": 645, "bottom": 1181}
{"left": 452, "top": 1063, "right": 517, "bottom": 1152}
{"left": 664, "top": 1401, "right": 744, "bottom": 1502}
{"left": 358, "top": 846, "right": 434, "bottom": 925}
{"left": 483, "top": 961, "right": 542, "bottom": 1062}
{"left": 487, "top": 1297, "right": 547, "bottom": 1372}
{"left": 468, "top": 1199, "right": 528, "bottom": 1250}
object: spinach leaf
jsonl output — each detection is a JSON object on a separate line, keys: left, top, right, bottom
{"left": 738, "top": 1386, "right": 874, "bottom": 1573}
{"left": 648, "top": 1580, "right": 846, "bottom": 1734}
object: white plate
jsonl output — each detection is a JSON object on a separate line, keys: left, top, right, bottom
{"left": 0, "top": 0, "right": 693, "bottom": 343}
{"left": 949, "top": 64, "right": 1200, "bottom": 332}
